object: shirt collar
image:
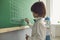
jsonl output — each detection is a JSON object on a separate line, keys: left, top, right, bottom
{"left": 34, "top": 17, "right": 45, "bottom": 22}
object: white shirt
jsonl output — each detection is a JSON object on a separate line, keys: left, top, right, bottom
{"left": 28, "top": 17, "right": 47, "bottom": 40}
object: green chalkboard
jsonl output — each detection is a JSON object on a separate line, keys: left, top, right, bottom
{"left": 0, "top": 0, "right": 38, "bottom": 28}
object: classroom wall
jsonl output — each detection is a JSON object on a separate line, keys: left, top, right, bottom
{"left": 0, "top": 28, "right": 32, "bottom": 40}
{"left": 0, "top": 30, "right": 25, "bottom": 40}
{"left": 46, "top": 0, "right": 50, "bottom": 17}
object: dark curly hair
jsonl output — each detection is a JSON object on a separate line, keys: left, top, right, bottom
{"left": 31, "top": 1, "right": 46, "bottom": 18}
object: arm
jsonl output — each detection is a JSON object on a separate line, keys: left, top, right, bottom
{"left": 25, "top": 18, "right": 33, "bottom": 28}
{"left": 25, "top": 18, "right": 33, "bottom": 40}
{"left": 37, "top": 22, "right": 47, "bottom": 40}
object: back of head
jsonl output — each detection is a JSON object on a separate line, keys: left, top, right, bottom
{"left": 31, "top": 1, "right": 46, "bottom": 18}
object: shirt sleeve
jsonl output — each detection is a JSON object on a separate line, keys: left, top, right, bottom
{"left": 27, "top": 22, "right": 33, "bottom": 29}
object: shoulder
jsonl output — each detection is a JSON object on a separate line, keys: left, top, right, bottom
{"left": 38, "top": 20, "right": 46, "bottom": 27}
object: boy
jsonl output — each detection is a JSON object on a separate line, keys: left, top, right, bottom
{"left": 25, "top": 1, "right": 46, "bottom": 40}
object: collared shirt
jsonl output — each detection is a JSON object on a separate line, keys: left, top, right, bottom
{"left": 28, "top": 17, "right": 46, "bottom": 40}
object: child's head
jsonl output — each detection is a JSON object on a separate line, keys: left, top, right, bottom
{"left": 31, "top": 1, "right": 46, "bottom": 18}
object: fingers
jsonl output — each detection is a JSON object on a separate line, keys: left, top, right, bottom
{"left": 25, "top": 18, "right": 29, "bottom": 23}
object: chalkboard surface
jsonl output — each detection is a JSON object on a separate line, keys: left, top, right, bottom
{"left": 0, "top": 0, "right": 38, "bottom": 28}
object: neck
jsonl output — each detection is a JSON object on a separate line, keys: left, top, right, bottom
{"left": 34, "top": 17, "right": 45, "bottom": 21}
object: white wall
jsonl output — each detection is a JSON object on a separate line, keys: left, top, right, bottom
{"left": 0, "top": 28, "right": 32, "bottom": 40}
{"left": 51, "top": 25, "right": 60, "bottom": 37}
{"left": 46, "top": 0, "right": 50, "bottom": 17}
{"left": 0, "top": 30, "right": 25, "bottom": 40}
{"left": 50, "top": 0, "right": 60, "bottom": 24}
